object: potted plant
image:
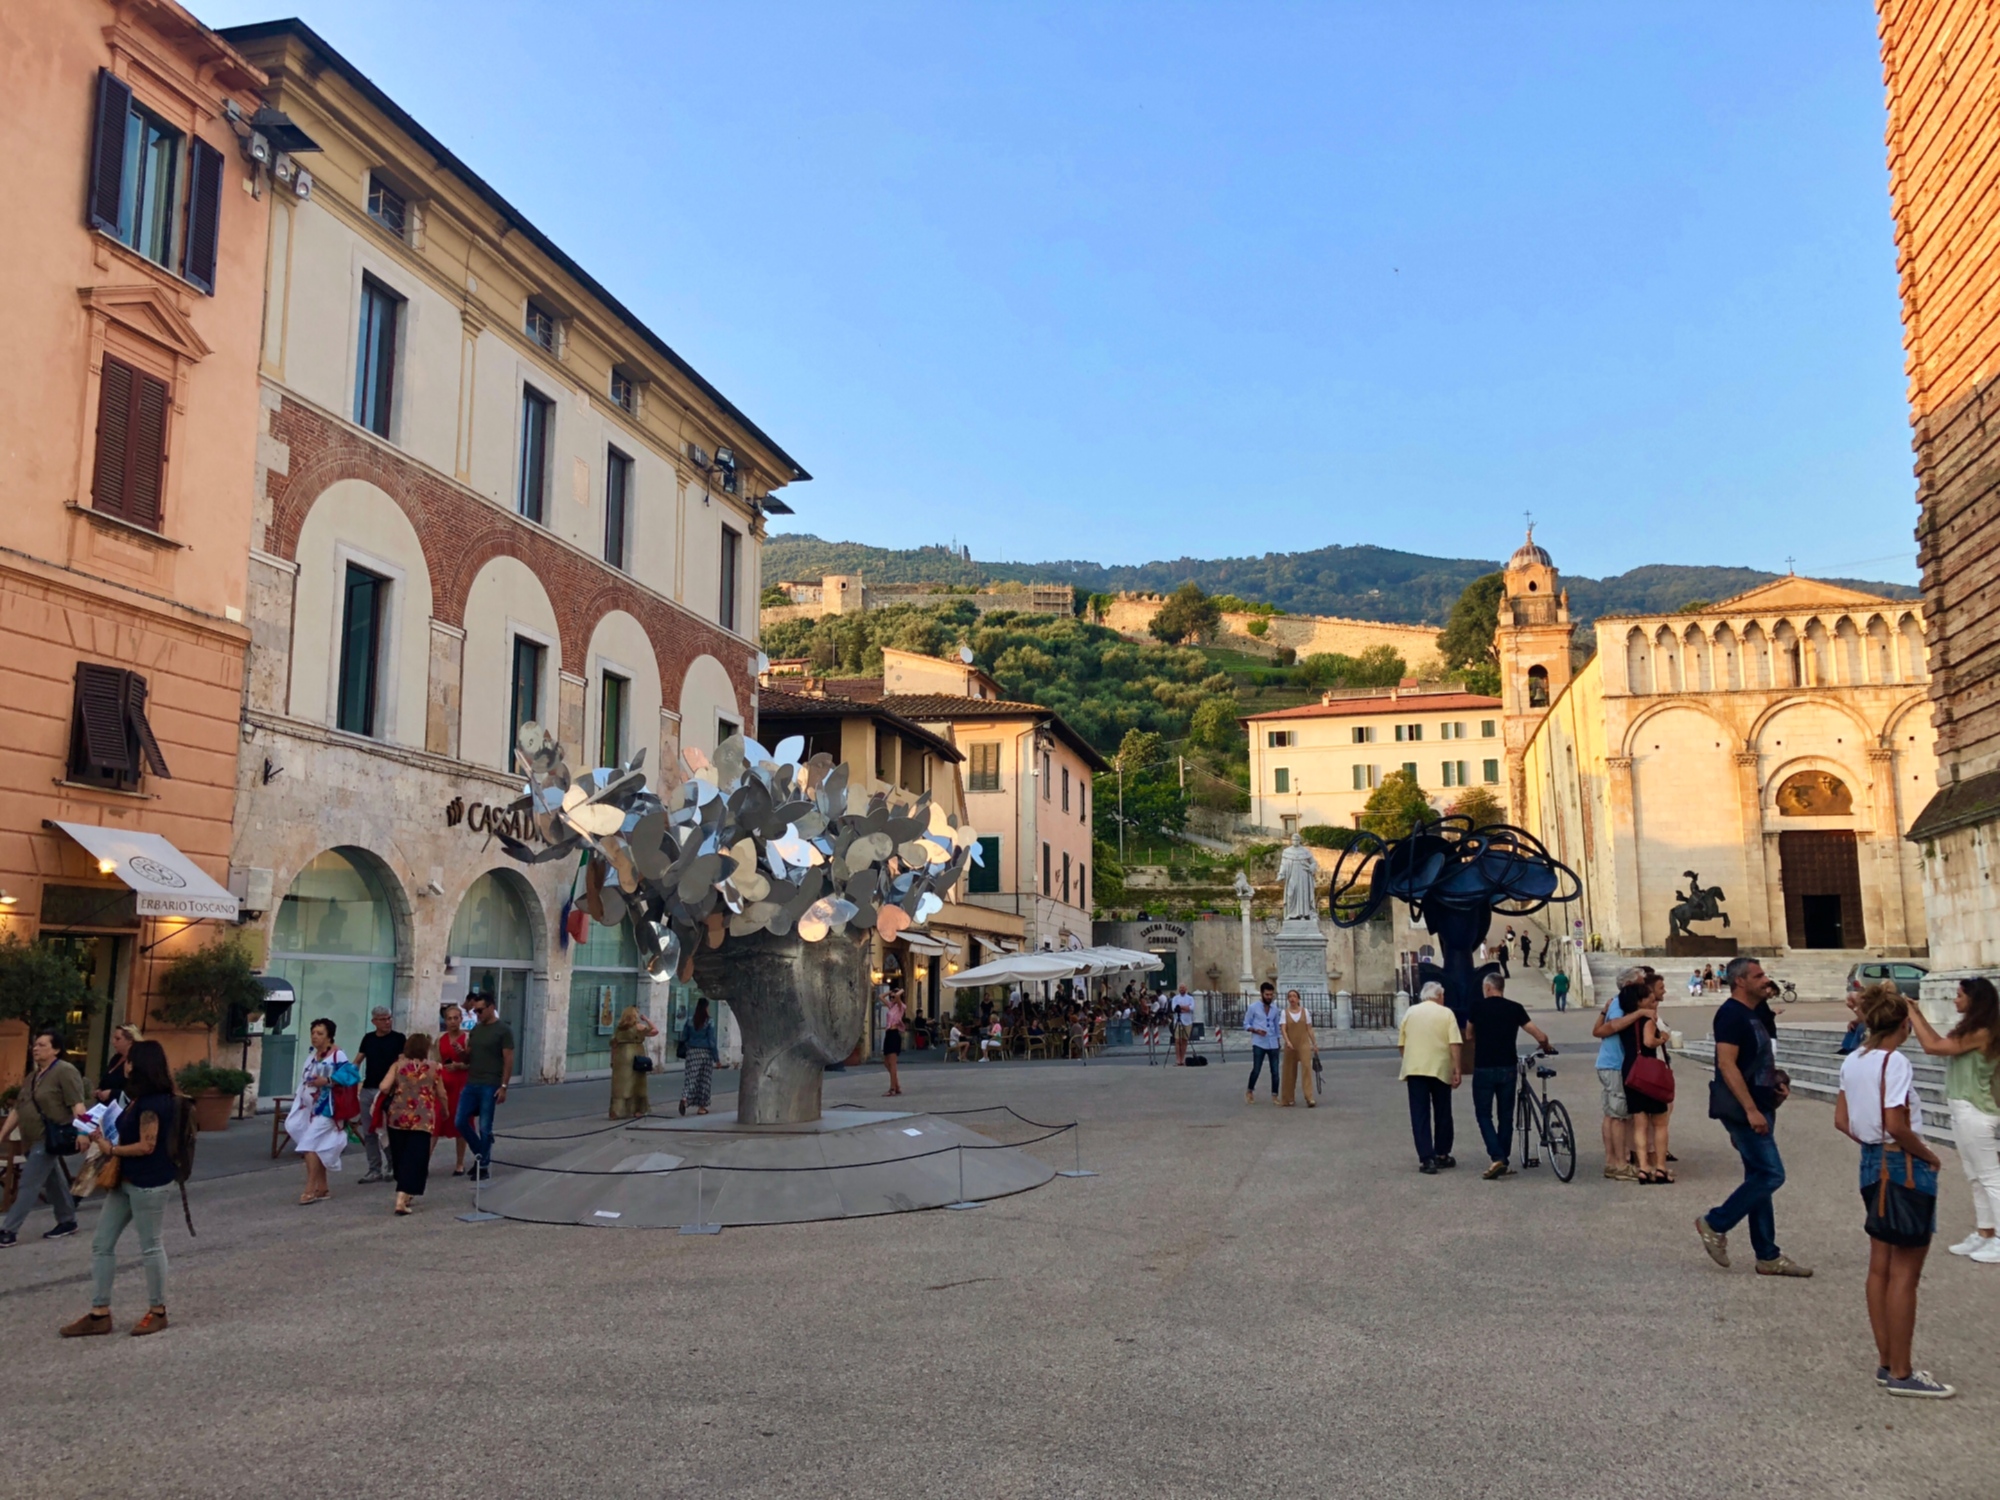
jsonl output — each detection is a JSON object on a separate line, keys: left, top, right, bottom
{"left": 0, "top": 933, "right": 97, "bottom": 1072}
{"left": 173, "top": 1061, "right": 254, "bottom": 1132}
{"left": 152, "top": 938, "right": 265, "bottom": 1131}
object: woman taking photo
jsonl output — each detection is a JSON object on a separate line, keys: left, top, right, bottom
{"left": 680, "top": 999, "right": 717, "bottom": 1116}
{"left": 1836, "top": 982, "right": 1952, "bottom": 1399}
{"left": 434, "top": 1003, "right": 470, "bottom": 1175}
{"left": 1904, "top": 976, "right": 2000, "bottom": 1263}
{"left": 284, "top": 1019, "right": 350, "bottom": 1204}
{"left": 610, "top": 1007, "right": 661, "bottom": 1118}
{"left": 379, "top": 1032, "right": 448, "bottom": 1215}
{"left": 62, "top": 1040, "right": 177, "bottom": 1338}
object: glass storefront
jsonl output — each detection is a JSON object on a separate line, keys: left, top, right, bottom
{"left": 264, "top": 849, "right": 397, "bottom": 1095}
{"left": 566, "top": 918, "right": 642, "bottom": 1075}
{"left": 447, "top": 871, "right": 534, "bottom": 1081}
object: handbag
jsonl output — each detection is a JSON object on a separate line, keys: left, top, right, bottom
{"left": 1627, "top": 1051, "right": 1675, "bottom": 1104}
{"left": 1863, "top": 1053, "right": 1934, "bottom": 1245}
{"left": 632, "top": 1054, "right": 655, "bottom": 1074}
{"left": 42, "top": 1119, "right": 82, "bottom": 1156}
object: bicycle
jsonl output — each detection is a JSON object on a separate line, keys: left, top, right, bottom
{"left": 1513, "top": 1047, "right": 1577, "bottom": 1182}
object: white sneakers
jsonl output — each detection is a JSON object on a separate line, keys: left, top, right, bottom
{"left": 1946, "top": 1232, "right": 1984, "bottom": 1256}
{"left": 1945, "top": 1231, "right": 2000, "bottom": 1261}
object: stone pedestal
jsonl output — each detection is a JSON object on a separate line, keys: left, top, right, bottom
{"left": 1272, "top": 917, "right": 1330, "bottom": 1003}
{"left": 1335, "top": 990, "right": 1353, "bottom": 1030}
{"left": 1665, "top": 933, "right": 1738, "bottom": 957}
{"left": 688, "top": 929, "right": 870, "bottom": 1125}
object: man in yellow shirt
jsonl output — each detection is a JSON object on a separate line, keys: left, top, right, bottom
{"left": 1399, "top": 981, "right": 1464, "bottom": 1174}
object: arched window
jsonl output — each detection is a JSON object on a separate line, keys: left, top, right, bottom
{"left": 567, "top": 918, "right": 645, "bottom": 1075}
{"left": 1625, "top": 630, "right": 1651, "bottom": 694}
{"left": 1527, "top": 664, "right": 1549, "bottom": 707}
{"left": 265, "top": 849, "right": 398, "bottom": 1094}
{"left": 447, "top": 872, "right": 535, "bottom": 1078}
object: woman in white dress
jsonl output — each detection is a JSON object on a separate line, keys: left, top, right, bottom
{"left": 285, "top": 1018, "right": 351, "bottom": 1204}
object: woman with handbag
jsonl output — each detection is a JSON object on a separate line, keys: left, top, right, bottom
{"left": 1903, "top": 977, "right": 2000, "bottom": 1263}
{"left": 434, "top": 1003, "right": 470, "bottom": 1176}
{"left": 610, "top": 1007, "right": 661, "bottom": 1119}
{"left": 679, "top": 1000, "right": 717, "bottom": 1116}
{"left": 1278, "top": 989, "right": 1319, "bottom": 1107}
{"left": 284, "top": 1018, "right": 351, "bottom": 1205}
{"left": 1835, "top": 982, "right": 1953, "bottom": 1399}
{"left": 61, "top": 1040, "right": 178, "bottom": 1338}
{"left": 1618, "top": 979, "right": 1673, "bottom": 1183}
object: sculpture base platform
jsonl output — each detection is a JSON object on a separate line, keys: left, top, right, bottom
{"left": 472, "top": 1109, "right": 1057, "bottom": 1229}
{"left": 1272, "top": 917, "right": 1331, "bottom": 1002}
{"left": 1664, "top": 934, "right": 1738, "bottom": 957}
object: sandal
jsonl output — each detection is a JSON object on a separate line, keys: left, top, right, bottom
{"left": 1655, "top": 1168, "right": 1676, "bottom": 1184}
{"left": 298, "top": 1192, "right": 329, "bottom": 1205}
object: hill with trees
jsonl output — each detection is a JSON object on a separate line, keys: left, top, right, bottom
{"left": 764, "top": 534, "right": 1916, "bottom": 626}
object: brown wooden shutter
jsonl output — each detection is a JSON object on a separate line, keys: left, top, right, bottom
{"left": 182, "top": 136, "right": 223, "bottom": 294}
{"left": 92, "top": 356, "right": 136, "bottom": 518}
{"left": 72, "top": 663, "right": 134, "bottom": 780}
{"left": 127, "top": 368, "right": 169, "bottom": 529}
{"left": 88, "top": 69, "right": 132, "bottom": 235}
{"left": 123, "top": 673, "right": 171, "bottom": 777}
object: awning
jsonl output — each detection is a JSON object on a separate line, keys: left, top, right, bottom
{"left": 49, "top": 822, "right": 239, "bottom": 920}
{"left": 901, "top": 933, "right": 957, "bottom": 956}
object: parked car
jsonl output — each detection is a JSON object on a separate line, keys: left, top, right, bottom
{"left": 1847, "top": 961, "right": 1928, "bottom": 1000}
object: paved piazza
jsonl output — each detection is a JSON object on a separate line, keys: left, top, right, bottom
{"left": 4, "top": 1010, "right": 1993, "bottom": 1500}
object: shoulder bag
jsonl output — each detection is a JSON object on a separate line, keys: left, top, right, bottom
{"left": 1863, "top": 1051, "right": 1934, "bottom": 1245}
{"left": 1627, "top": 1048, "right": 1675, "bottom": 1105}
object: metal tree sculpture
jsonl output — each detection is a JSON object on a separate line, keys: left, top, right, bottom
{"left": 1325, "top": 815, "right": 1580, "bottom": 1018}
{"left": 491, "top": 723, "right": 981, "bottom": 1122}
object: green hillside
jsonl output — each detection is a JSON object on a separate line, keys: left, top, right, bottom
{"left": 764, "top": 534, "right": 1917, "bottom": 626}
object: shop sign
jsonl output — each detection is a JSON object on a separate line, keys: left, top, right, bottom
{"left": 445, "top": 798, "right": 545, "bottom": 842}
{"left": 1138, "top": 921, "right": 1188, "bottom": 944}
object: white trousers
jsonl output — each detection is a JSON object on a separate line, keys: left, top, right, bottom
{"left": 1948, "top": 1098, "right": 2000, "bottom": 1231}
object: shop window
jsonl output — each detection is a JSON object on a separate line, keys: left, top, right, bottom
{"left": 264, "top": 849, "right": 397, "bottom": 1096}
{"left": 968, "top": 836, "right": 1001, "bottom": 894}
{"left": 336, "top": 564, "right": 386, "bottom": 737}
{"left": 354, "top": 277, "right": 401, "bottom": 439}
{"left": 568, "top": 917, "right": 643, "bottom": 1075}
{"left": 92, "top": 355, "right": 170, "bottom": 530}
{"left": 449, "top": 871, "right": 533, "bottom": 1075}
{"left": 67, "top": 663, "right": 170, "bottom": 791}
{"left": 968, "top": 742, "right": 1001, "bottom": 792}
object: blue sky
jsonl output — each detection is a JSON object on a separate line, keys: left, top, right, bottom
{"left": 202, "top": 2, "right": 1915, "bottom": 582}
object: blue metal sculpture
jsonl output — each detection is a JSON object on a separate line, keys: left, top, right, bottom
{"left": 1326, "top": 816, "right": 1581, "bottom": 1020}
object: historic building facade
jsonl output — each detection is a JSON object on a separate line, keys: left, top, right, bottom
{"left": 1512, "top": 543, "right": 1935, "bottom": 956}
{"left": 0, "top": 0, "right": 270, "bottom": 1088}
{"left": 1878, "top": 1, "right": 2000, "bottom": 989}
{"left": 214, "top": 20, "right": 803, "bottom": 1088}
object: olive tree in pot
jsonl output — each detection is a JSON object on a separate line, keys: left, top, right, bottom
{"left": 152, "top": 938, "right": 264, "bottom": 1130}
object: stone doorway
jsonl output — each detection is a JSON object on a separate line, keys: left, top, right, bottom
{"left": 1778, "top": 830, "right": 1865, "bottom": 949}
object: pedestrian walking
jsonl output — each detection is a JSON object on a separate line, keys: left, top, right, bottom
{"left": 380, "top": 1032, "right": 448, "bottom": 1216}
{"left": 1496, "top": 928, "right": 1512, "bottom": 980}
{"left": 679, "top": 999, "right": 717, "bottom": 1116}
{"left": 94, "top": 1023, "right": 141, "bottom": 1106}
{"left": 1551, "top": 968, "right": 1570, "bottom": 1012}
{"left": 1616, "top": 977, "right": 1672, "bottom": 1183}
{"left": 61, "top": 1040, "right": 180, "bottom": 1338}
{"left": 881, "top": 988, "right": 905, "bottom": 1097}
{"left": 452, "top": 993, "right": 514, "bottom": 1181}
{"left": 1398, "top": 982, "right": 1462, "bottom": 1173}
{"left": 1279, "top": 989, "right": 1319, "bottom": 1107}
{"left": 1592, "top": 968, "right": 1647, "bottom": 1182}
{"left": 1903, "top": 976, "right": 2000, "bottom": 1263}
{"left": 0, "top": 1030, "right": 88, "bottom": 1247}
{"left": 1836, "top": 982, "right": 1952, "bottom": 1398}
{"left": 285, "top": 1019, "right": 355, "bottom": 1204}
{"left": 1171, "top": 984, "right": 1196, "bottom": 1065}
{"left": 354, "top": 1006, "right": 405, "bottom": 1185}
{"left": 1244, "top": 981, "right": 1281, "bottom": 1103}
{"left": 1464, "top": 976, "right": 1553, "bottom": 1179}
{"left": 610, "top": 1007, "right": 660, "bottom": 1118}
{"left": 1695, "top": 957, "right": 1811, "bottom": 1278}
{"left": 434, "top": 1002, "right": 469, "bottom": 1176}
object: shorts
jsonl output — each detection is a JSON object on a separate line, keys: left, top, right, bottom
{"left": 1598, "top": 1067, "right": 1630, "bottom": 1120}
{"left": 1173, "top": 1023, "right": 1192, "bottom": 1040}
{"left": 883, "top": 1028, "right": 903, "bottom": 1056}
{"left": 1860, "top": 1144, "right": 1938, "bottom": 1248}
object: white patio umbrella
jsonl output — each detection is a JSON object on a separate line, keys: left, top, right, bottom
{"left": 941, "top": 952, "right": 1086, "bottom": 988}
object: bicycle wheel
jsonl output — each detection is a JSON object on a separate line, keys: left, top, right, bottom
{"left": 1543, "top": 1098, "right": 1577, "bottom": 1183}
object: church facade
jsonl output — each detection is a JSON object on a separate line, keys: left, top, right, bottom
{"left": 1503, "top": 540, "right": 1935, "bottom": 956}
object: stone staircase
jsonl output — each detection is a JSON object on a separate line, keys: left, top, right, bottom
{"left": 1674, "top": 1027, "right": 1956, "bottom": 1145}
{"left": 1584, "top": 950, "right": 1899, "bottom": 1003}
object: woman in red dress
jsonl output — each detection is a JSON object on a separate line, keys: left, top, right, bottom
{"left": 433, "top": 1002, "right": 470, "bottom": 1176}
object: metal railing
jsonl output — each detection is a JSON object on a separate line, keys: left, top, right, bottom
{"left": 1348, "top": 993, "right": 1397, "bottom": 1030}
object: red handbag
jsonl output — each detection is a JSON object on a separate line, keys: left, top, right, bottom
{"left": 1627, "top": 1052, "right": 1676, "bottom": 1104}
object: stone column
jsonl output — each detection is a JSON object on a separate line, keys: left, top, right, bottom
{"left": 1865, "top": 745, "right": 1907, "bottom": 949}
{"left": 427, "top": 620, "right": 465, "bottom": 759}
{"left": 558, "top": 670, "right": 587, "bottom": 767}
{"left": 1233, "top": 870, "right": 1256, "bottom": 994}
{"left": 1733, "top": 750, "right": 1777, "bottom": 949}
{"left": 1335, "top": 989, "right": 1352, "bottom": 1030}
{"left": 1605, "top": 756, "right": 1643, "bottom": 948}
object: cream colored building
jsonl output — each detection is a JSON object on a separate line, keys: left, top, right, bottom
{"left": 216, "top": 20, "right": 803, "bottom": 1089}
{"left": 1511, "top": 547, "right": 1934, "bottom": 957}
{"left": 1243, "top": 688, "right": 1504, "bottom": 835}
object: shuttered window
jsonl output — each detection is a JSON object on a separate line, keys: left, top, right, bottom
{"left": 968, "top": 742, "right": 1001, "bottom": 791}
{"left": 181, "top": 137, "right": 224, "bottom": 293}
{"left": 968, "top": 836, "right": 1001, "bottom": 894}
{"left": 67, "top": 663, "right": 171, "bottom": 790}
{"left": 92, "top": 355, "right": 170, "bottom": 530}
{"left": 87, "top": 70, "right": 133, "bottom": 235}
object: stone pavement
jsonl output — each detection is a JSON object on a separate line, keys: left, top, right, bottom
{"left": 2, "top": 1009, "right": 1994, "bottom": 1500}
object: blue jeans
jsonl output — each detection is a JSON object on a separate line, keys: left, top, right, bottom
{"left": 455, "top": 1083, "right": 500, "bottom": 1168}
{"left": 1706, "top": 1118, "right": 1785, "bottom": 1262}
{"left": 1472, "top": 1065, "right": 1517, "bottom": 1164}
{"left": 1247, "top": 1048, "right": 1280, "bottom": 1096}
{"left": 1553, "top": 987, "right": 1568, "bottom": 1011}
{"left": 1406, "top": 1077, "right": 1454, "bottom": 1163}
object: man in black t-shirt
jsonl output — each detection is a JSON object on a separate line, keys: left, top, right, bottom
{"left": 1695, "top": 957, "right": 1810, "bottom": 1277}
{"left": 354, "top": 1006, "right": 406, "bottom": 1185}
{"left": 1463, "top": 976, "right": 1553, "bottom": 1179}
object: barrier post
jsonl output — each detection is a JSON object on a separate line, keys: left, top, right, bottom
{"left": 945, "top": 1143, "right": 985, "bottom": 1209}
{"left": 1056, "top": 1123, "right": 1098, "bottom": 1179}
{"left": 680, "top": 1164, "right": 721, "bottom": 1234}
{"left": 457, "top": 1149, "right": 501, "bottom": 1223}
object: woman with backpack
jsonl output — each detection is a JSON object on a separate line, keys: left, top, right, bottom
{"left": 1835, "top": 982, "right": 1952, "bottom": 1399}
{"left": 285, "top": 1018, "right": 353, "bottom": 1204}
{"left": 61, "top": 1040, "right": 179, "bottom": 1338}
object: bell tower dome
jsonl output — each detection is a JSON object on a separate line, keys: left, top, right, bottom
{"left": 1496, "top": 526, "right": 1574, "bottom": 817}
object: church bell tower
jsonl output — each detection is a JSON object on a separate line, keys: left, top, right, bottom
{"left": 1496, "top": 527, "right": 1574, "bottom": 819}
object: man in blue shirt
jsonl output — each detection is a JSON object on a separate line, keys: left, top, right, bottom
{"left": 1243, "top": 982, "right": 1281, "bottom": 1104}
{"left": 1592, "top": 966, "right": 1650, "bottom": 1182}
{"left": 1696, "top": 957, "right": 1811, "bottom": 1277}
